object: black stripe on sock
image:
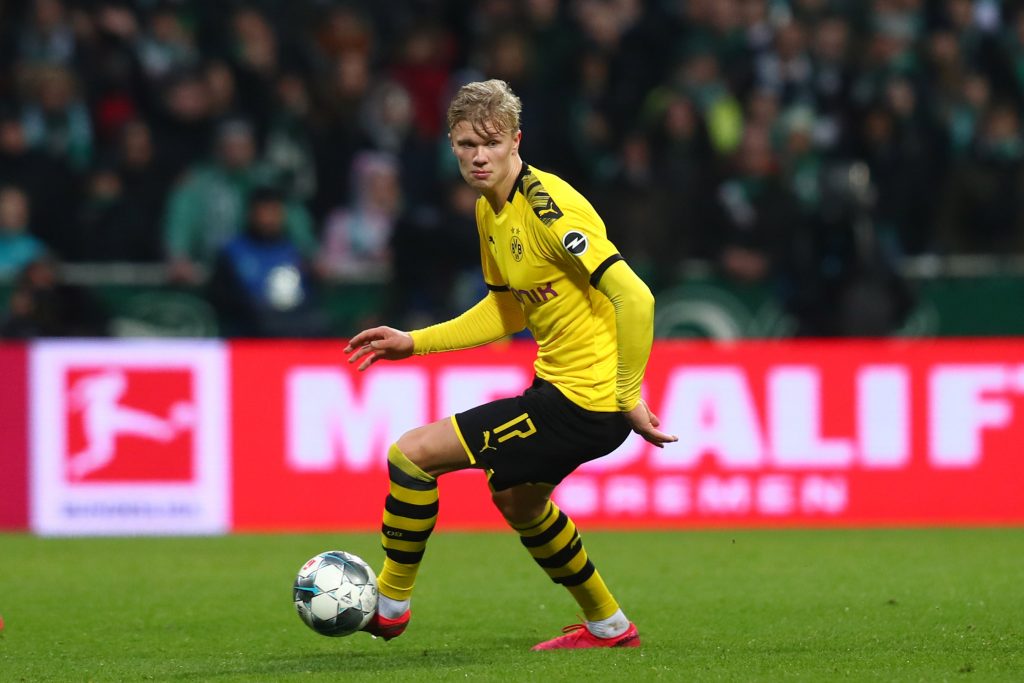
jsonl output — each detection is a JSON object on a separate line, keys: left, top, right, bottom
{"left": 553, "top": 559, "right": 596, "bottom": 587}
{"left": 381, "top": 523, "right": 434, "bottom": 543}
{"left": 534, "top": 535, "right": 583, "bottom": 569}
{"left": 388, "top": 462, "right": 437, "bottom": 491}
{"left": 385, "top": 495, "right": 439, "bottom": 520}
{"left": 519, "top": 511, "right": 569, "bottom": 548}
{"left": 384, "top": 547, "right": 425, "bottom": 565}
{"left": 512, "top": 502, "right": 555, "bottom": 532}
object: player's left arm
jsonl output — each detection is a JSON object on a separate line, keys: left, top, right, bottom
{"left": 594, "top": 259, "right": 678, "bottom": 448}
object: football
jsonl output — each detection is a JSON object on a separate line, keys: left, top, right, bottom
{"left": 293, "top": 551, "right": 378, "bottom": 637}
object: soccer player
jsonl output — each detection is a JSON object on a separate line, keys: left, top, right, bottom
{"left": 345, "top": 79, "right": 677, "bottom": 650}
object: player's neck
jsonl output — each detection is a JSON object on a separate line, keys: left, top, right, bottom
{"left": 482, "top": 156, "right": 523, "bottom": 214}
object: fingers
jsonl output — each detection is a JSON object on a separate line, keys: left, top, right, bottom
{"left": 357, "top": 350, "right": 382, "bottom": 372}
{"left": 347, "top": 341, "right": 386, "bottom": 371}
{"left": 637, "top": 399, "right": 661, "bottom": 428}
{"left": 344, "top": 328, "right": 381, "bottom": 353}
{"left": 347, "top": 343, "right": 375, "bottom": 365}
{"left": 632, "top": 405, "right": 677, "bottom": 448}
{"left": 637, "top": 425, "right": 679, "bottom": 448}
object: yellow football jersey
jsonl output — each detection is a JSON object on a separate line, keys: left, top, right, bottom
{"left": 476, "top": 164, "right": 625, "bottom": 411}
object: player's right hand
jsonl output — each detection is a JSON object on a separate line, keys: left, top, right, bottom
{"left": 344, "top": 326, "right": 414, "bottom": 371}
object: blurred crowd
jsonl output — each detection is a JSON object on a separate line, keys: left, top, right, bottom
{"left": 1, "top": 0, "right": 1023, "bottom": 338}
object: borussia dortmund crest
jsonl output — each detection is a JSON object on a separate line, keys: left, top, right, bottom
{"left": 511, "top": 235, "right": 524, "bottom": 261}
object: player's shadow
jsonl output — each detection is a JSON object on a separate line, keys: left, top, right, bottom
{"left": 172, "top": 647, "right": 489, "bottom": 679}
{"left": 269, "top": 649, "right": 478, "bottom": 674}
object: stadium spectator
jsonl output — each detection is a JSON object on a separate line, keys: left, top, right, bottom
{"left": 308, "top": 48, "right": 373, "bottom": 219}
{"left": 17, "top": 0, "right": 77, "bottom": 69}
{"left": 202, "top": 59, "right": 244, "bottom": 126}
{"left": 358, "top": 79, "right": 437, "bottom": 211}
{"left": 75, "top": 157, "right": 167, "bottom": 263}
{"left": 319, "top": 151, "right": 402, "bottom": 280}
{"left": 389, "top": 177, "right": 480, "bottom": 327}
{"left": 162, "top": 118, "right": 316, "bottom": 282}
{"left": 19, "top": 64, "right": 93, "bottom": 171}
{"left": 0, "top": 107, "right": 76, "bottom": 255}
{"left": 938, "top": 100, "right": 1024, "bottom": 253}
{"left": 3, "top": 0, "right": 1024, "bottom": 335}
{"left": 150, "top": 69, "right": 215, "bottom": 181}
{"left": 263, "top": 71, "right": 317, "bottom": 203}
{"left": 707, "top": 124, "right": 799, "bottom": 282}
{"left": 135, "top": 3, "right": 200, "bottom": 82}
{"left": 207, "top": 186, "right": 327, "bottom": 338}
{"left": 0, "top": 255, "right": 108, "bottom": 337}
{"left": 112, "top": 119, "right": 174, "bottom": 260}
{"left": 0, "top": 185, "right": 46, "bottom": 278}
{"left": 643, "top": 92, "right": 713, "bottom": 274}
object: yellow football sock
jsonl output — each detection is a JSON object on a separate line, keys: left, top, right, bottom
{"left": 377, "top": 443, "right": 437, "bottom": 602}
{"left": 511, "top": 501, "right": 619, "bottom": 621}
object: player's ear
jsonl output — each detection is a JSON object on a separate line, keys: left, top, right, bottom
{"left": 512, "top": 129, "right": 522, "bottom": 152}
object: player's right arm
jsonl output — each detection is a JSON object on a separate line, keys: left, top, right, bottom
{"left": 345, "top": 290, "right": 525, "bottom": 371}
{"left": 348, "top": 208, "right": 526, "bottom": 371}
{"left": 409, "top": 288, "right": 525, "bottom": 353}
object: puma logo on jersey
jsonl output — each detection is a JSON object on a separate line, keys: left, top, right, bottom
{"left": 562, "top": 230, "right": 588, "bottom": 255}
{"left": 523, "top": 172, "right": 564, "bottom": 225}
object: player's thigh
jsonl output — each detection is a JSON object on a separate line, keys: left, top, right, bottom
{"left": 396, "top": 417, "right": 472, "bottom": 478}
{"left": 491, "top": 483, "right": 554, "bottom": 525}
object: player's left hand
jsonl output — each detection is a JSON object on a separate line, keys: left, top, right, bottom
{"left": 624, "top": 399, "right": 678, "bottom": 448}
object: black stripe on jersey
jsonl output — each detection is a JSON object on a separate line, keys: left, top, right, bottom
{"left": 508, "top": 162, "right": 530, "bottom": 203}
{"left": 486, "top": 283, "right": 510, "bottom": 292}
{"left": 519, "top": 167, "right": 564, "bottom": 226}
{"left": 589, "top": 254, "right": 624, "bottom": 287}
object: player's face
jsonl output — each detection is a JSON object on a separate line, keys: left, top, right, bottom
{"left": 450, "top": 120, "right": 521, "bottom": 198}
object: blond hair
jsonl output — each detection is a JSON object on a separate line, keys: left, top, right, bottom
{"left": 446, "top": 79, "right": 522, "bottom": 134}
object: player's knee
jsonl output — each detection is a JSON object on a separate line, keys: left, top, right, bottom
{"left": 394, "top": 422, "right": 464, "bottom": 478}
{"left": 491, "top": 489, "right": 546, "bottom": 525}
{"left": 395, "top": 429, "right": 430, "bottom": 469}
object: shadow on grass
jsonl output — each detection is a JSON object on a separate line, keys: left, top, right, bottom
{"left": 167, "top": 641, "right": 538, "bottom": 680}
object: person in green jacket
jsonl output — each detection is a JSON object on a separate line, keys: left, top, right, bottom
{"left": 162, "top": 119, "right": 317, "bottom": 283}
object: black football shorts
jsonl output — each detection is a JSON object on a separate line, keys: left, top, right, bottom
{"left": 453, "top": 376, "right": 631, "bottom": 491}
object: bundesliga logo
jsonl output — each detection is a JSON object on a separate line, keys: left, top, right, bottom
{"left": 65, "top": 368, "right": 196, "bottom": 482}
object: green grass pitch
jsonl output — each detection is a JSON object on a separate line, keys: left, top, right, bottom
{"left": 1, "top": 529, "right": 1022, "bottom": 681}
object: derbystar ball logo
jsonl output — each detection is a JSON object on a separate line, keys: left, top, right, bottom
{"left": 562, "top": 230, "right": 588, "bottom": 255}
{"left": 65, "top": 367, "right": 196, "bottom": 482}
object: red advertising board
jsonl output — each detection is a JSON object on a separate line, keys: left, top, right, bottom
{"left": 231, "top": 341, "right": 532, "bottom": 530}
{"left": 0, "top": 344, "right": 28, "bottom": 530}
{"left": 231, "top": 339, "right": 1024, "bottom": 531}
